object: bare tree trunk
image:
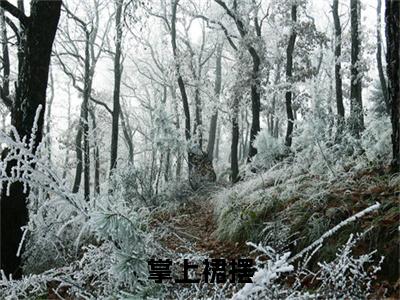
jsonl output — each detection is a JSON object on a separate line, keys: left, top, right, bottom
{"left": 247, "top": 48, "right": 261, "bottom": 161}
{"left": 215, "top": 123, "right": 220, "bottom": 163}
{"left": 285, "top": 5, "right": 297, "bottom": 147}
{"left": 72, "top": 116, "right": 83, "bottom": 193}
{"left": 62, "top": 85, "right": 72, "bottom": 181}
{"left": 171, "top": 0, "right": 190, "bottom": 144}
{"left": 194, "top": 85, "right": 202, "bottom": 148}
{"left": 120, "top": 107, "right": 134, "bottom": 164}
{"left": 207, "top": 43, "right": 222, "bottom": 161}
{"left": 89, "top": 108, "right": 100, "bottom": 196}
{"left": 385, "top": 0, "right": 400, "bottom": 172}
{"left": 239, "top": 110, "right": 245, "bottom": 162}
{"left": 164, "top": 150, "right": 170, "bottom": 182}
{"left": 17, "top": 0, "right": 25, "bottom": 75}
{"left": 231, "top": 96, "right": 240, "bottom": 183}
{"left": 377, "top": 0, "right": 390, "bottom": 115}
{"left": 274, "top": 118, "right": 280, "bottom": 138}
{"left": 155, "top": 153, "right": 163, "bottom": 195}
{"left": 271, "top": 60, "right": 281, "bottom": 137}
{"left": 110, "top": 0, "right": 123, "bottom": 172}
{"left": 45, "top": 69, "right": 55, "bottom": 162}
{"left": 82, "top": 39, "right": 91, "bottom": 201}
{"left": 242, "top": 109, "right": 249, "bottom": 159}
{"left": 214, "top": 0, "right": 262, "bottom": 162}
{"left": 0, "top": 8, "right": 11, "bottom": 109}
{"left": 349, "top": 0, "right": 364, "bottom": 137}
{"left": 72, "top": 36, "right": 92, "bottom": 201}
{"left": 171, "top": 87, "right": 182, "bottom": 179}
{"left": 332, "top": 0, "right": 345, "bottom": 134}
{"left": 328, "top": 72, "right": 335, "bottom": 138}
{"left": 0, "top": 0, "right": 61, "bottom": 278}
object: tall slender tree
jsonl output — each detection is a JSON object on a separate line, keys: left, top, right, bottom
{"left": 385, "top": 0, "right": 400, "bottom": 172}
{"left": 207, "top": 43, "right": 223, "bottom": 161}
{"left": 377, "top": 0, "right": 389, "bottom": 115}
{"left": 110, "top": 0, "right": 123, "bottom": 172}
{"left": 171, "top": 0, "right": 191, "bottom": 145}
{"left": 285, "top": 4, "right": 297, "bottom": 147}
{"left": 0, "top": 7, "right": 11, "bottom": 109}
{"left": 214, "top": 0, "right": 262, "bottom": 161}
{"left": 231, "top": 94, "right": 240, "bottom": 182}
{"left": 349, "top": 0, "right": 364, "bottom": 137}
{"left": 332, "top": 0, "right": 345, "bottom": 133}
{"left": 57, "top": 2, "right": 110, "bottom": 200}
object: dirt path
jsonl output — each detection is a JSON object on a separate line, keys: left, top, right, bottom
{"left": 152, "top": 196, "right": 249, "bottom": 260}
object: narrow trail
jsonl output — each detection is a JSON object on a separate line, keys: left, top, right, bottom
{"left": 152, "top": 194, "right": 249, "bottom": 260}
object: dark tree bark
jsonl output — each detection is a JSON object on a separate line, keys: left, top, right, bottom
{"left": 71, "top": 35, "right": 92, "bottom": 201}
{"left": 231, "top": 95, "right": 240, "bottom": 183}
{"left": 0, "top": 8, "right": 11, "bottom": 109}
{"left": 72, "top": 115, "right": 83, "bottom": 193}
{"left": 171, "top": 0, "right": 190, "bottom": 143}
{"left": 215, "top": 123, "right": 220, "bottom": 162}
{"left": 89, "top": 108, "right": 100, "bottom": 196}
{"left": 385, "top": 0, "right": 400, "bottom": 172}
{"left": 239, "top": 109, "right": 246, "bottom": 162}
{"left": 270, "top": 60, "right": 282, "bottom": 136}
{"left": 349, "top": 0, "right": 364, "bottom": 137}
{"left": 171, "top": 87, "right": 182, "bottom": 179}
{"left": 193, "top": 75, "right": 202, "bottom": 148}
{"left": 16, "top": 0, "right": 25, "bottom": 75}
{"left": 110, "top": 0, "right": 123, "bottom": 172}
{"left": 274, "top": 118, "right": 280, "bottom": 138}
{"left": 332, "top": 0, "right": 345, "bottom": 133}
{"left": 243, "top": 110, "right": 250, "bottom": 158}
{"left": 120, "top": 108, "right": 134, "bottom": 164}
{"left": 247, "top": 48, "right": 261, "bottom": 160}
{"left": 377, "top": 0, "right": 390, "bottom": 115}
{"left": 207, "top": 43, "right": 223, "bottom": 161}
{"left": 285, "top": 5, "right": 297, "bottom": 147}
{"left": 0, "top": 0, "right": 61, "bottom": 279}
{"left": 67, "top": 23, "right": 96, "bottom": 201}
{"left": 82, "top": 37, "right": 91, "bottom": 201}
{"left": 164, "top": 150, "right": 170, "bottom": 182}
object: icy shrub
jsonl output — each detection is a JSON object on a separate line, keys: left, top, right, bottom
{"left": 253, "top": 129, "right": 287, "bottom": 169}
{"left": 23, "top": 193, "right": 90, "bottom": 274}
{"left": 232, "top": 244, "right": 294, "bottom": 300}
{"left": 0, "top": 121, "right": 91, "bottom": 274}
{"left": 0, "top": 121, "right": 160, "bottom": 298}
{"left": 360, "top": 117, "right": 392, "bottom": 164}
{"left": 288, "top": 115, "right": 392, "bottom": 177}
{"left": 315, "top": 233, "right": 384, "bottom": 299}
{"left": 109, "top": 162, "right": 156, "bottom": 206}
{"left": 232, "top": 203, "right": 384, "bottom": 299}
{"left": 70, "top": 192, "right": 158, "bottom": 297}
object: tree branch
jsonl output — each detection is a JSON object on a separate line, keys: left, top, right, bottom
{"left": 61, "top": 2, "right": 88, "bottom": 33}
{"left": 0, "top": 87, "right": 12, "bottom": 109}
{"left": 55, "top": 52, "right": 113, "bottom": 115}
{"left": 0, "top": 1, "right": 29, "bottom": 26}
{"left": 192, "top": 14, "right": 238, "bottom": 51}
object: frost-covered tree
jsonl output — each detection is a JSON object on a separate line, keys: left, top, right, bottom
{"left": 385, "top": 0, "right": 400, "bottom": 172}
{"left": 349, "top": 0, "right": 364, "bottom": 137}
{"left": 0, "top": 0, "right": 62, "bottom": 278}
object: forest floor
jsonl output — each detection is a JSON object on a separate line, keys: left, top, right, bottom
{"left": 151, "top": 193, "right": 251, "bottom": 260}
{"left": 149, "top": 166, "right": 400, "bottom": 299}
